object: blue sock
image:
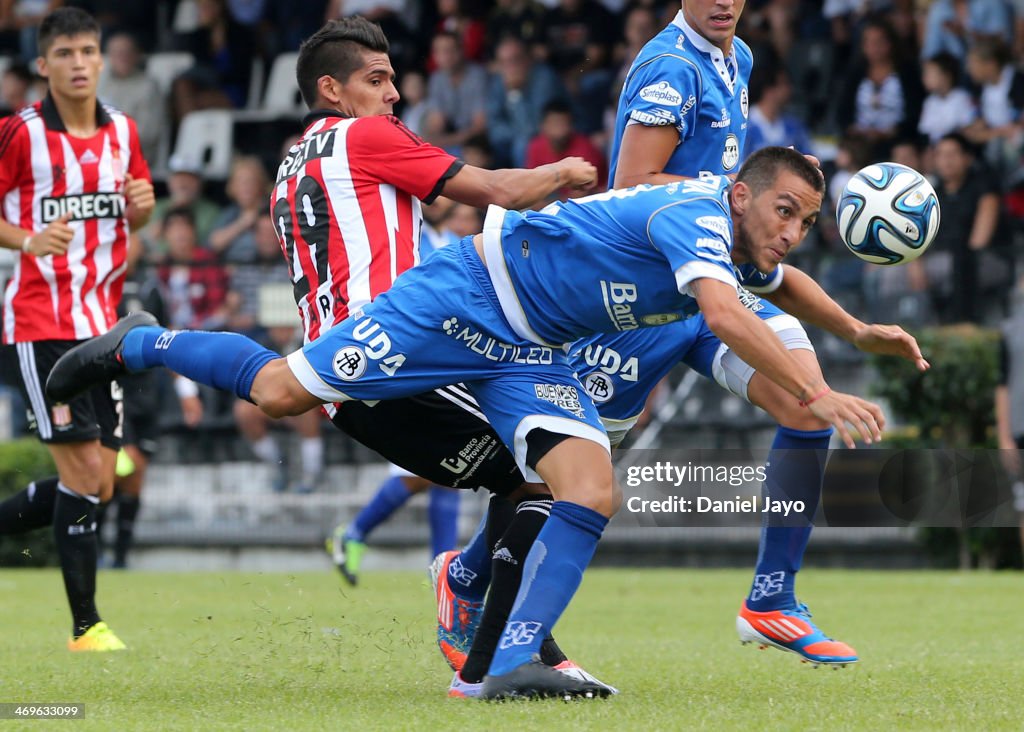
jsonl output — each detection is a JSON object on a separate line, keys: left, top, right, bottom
{"left": 121, "top": 327, "right": 277, "bottom": 401}
{"left": 488, "top": 501, "right": 607, "bottom": 676}
{"left": 747, "top": 426, "right": 833, "bottom": 612}
{"left": 346, "top": 476, "right": 412, "bottom": 543}
{"left": 428, "top": 486, "right": 460, "bottom": 558}
{"left": 446, "top": 509, "right": 490, "bottom": 601}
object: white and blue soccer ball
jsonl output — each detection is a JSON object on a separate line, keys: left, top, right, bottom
{"left": 836, "top": 162, "right": 941, "bottom": 265}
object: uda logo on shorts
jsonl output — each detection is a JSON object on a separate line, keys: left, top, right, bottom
{"left": 583, "top": 372, "right": 614, "bottom": 403}
{"left": 332, "top": 346, "right": 367, "bottom": 381}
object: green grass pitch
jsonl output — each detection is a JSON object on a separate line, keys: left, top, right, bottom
{"left": 0, "top": 568, "right": 1021, "bottom": 731}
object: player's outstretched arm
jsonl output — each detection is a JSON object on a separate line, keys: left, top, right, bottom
{"left": 693, "top": 277, "right": 884, "bottom": 448}
{"left": 442, "top": 157, "right": 598, "bottom": 211}
{"left": 763, "top": 265, "right": 930, "bottom": 372}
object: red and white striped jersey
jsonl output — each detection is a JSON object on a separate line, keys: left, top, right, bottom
{"left": 0, "top": 95, "right": 150, "bottom": 344}
{"left": 271, "top": 113, "right": 463, "bottom": 342}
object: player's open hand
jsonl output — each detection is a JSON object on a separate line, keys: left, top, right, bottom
{"left": 555, "top": 157, "right": 598, "bottom": 191}
{"left": 806, "top": 389, "right": 886, "bottom": 448}
{"left": 124, "top": 174, "right": 156, "bottom": 222}
{"left": 852, "top": 323, "right": 930, "bottom": 372}
{"left": 25, "top": 213, "right": 73, "bottom": 256}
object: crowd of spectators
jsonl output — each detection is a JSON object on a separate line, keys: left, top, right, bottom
{"left": 2, "top": 0, "right": 1024, "bottom": 452}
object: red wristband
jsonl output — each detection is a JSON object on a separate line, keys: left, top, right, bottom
{"left": 799, "top": 387, "right": 831, "bottom": 408}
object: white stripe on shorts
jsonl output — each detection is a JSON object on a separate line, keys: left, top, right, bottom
{"left": 16, "top": 341, "right": 51, "bottom": 439}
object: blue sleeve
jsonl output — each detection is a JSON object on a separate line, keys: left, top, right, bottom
{"left": 646, "top": 195, "right": 737, "bottom": 296}
{"left": 736, "top": 263, "right": 784, "bottom": 293}
{"left": 621, "top": 54, "right": 700, "bottom": 139}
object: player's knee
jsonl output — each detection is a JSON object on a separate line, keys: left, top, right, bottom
{"left": 570, "top": 473, "right": 618, "bottom": 518}
{"left": 772, "top": 400, "right": 831, "bottom": 432}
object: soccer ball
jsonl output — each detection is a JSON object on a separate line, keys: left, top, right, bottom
{"left": 836, "top": 162, "right": 941, "bottom": 265}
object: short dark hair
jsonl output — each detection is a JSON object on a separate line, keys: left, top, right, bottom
{"left": 163, "top": 205, "right": 196, "bottom": 233}
{"left": 296, "top": 17, "right": 390, "bottom": 109}
{"left": 924, "top": 51, "right": 960, "bottom": 83}
{"left": 37, "top": 7, "right": 101, "bottom": 57}
{"left": 937, "top": 132, "right": 974, "bottom": 156}
{"left": 736, "top": 146, "right": 825, "bottom": 197}
{"left": 542, "top": 100, "right": 572, "bottom": 119}
{"left": 3, "top": 62, "right": 33, "bottom": 85}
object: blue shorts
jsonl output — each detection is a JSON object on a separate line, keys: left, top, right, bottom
{"left": 286, "top": 239, "right": 609, "bottom": 483}
{"left": 571, "top": 295, "right": 813, "bottom": 445}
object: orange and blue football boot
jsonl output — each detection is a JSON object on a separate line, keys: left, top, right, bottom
{"left": 429, "top": 550, "right": 484, "bottom": 671}
{"left": 737, "top": 600, "right": 858, "bottom": 668}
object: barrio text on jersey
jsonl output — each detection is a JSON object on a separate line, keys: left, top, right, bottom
{"left": 41, "top": 193, "right": 126, "bottom": 223}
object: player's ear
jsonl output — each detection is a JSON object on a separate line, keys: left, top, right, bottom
{"left": 317, "top": 74, "right": 343, "bottom": 105}
{"left": 36, "top": 56, "right": 48, "bottom": 79}
{"left": 730, "top": 181, "right": 750, "bottom": 214}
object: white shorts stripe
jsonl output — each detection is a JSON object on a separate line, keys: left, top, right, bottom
{"left": 433, "top": 385, "right": 487, "bottom": 423}
{"left": 16, "top": 342, "right": 51, "bottom": 439}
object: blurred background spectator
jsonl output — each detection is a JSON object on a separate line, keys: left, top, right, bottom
{"left": 525, "top": 100, "right": 607, "bottom": 199}
{"left": 920, "top": 0, "right": 1014, "bottom": 61}
{"left": 143, "top": 154, "right": 221, "bottom": 262}
{"left": 485, "top": 34, "right": 563, "bottom": 167}
{"left": 97, "top": 31, "right": 164, "bottom": 163}
{"left": 835, "top": 15, "right": 924, "bottom": 159}
{"left": 208, "top": 155, "right": 271, "bottom": 264}
{"left": 744, "top": 64, "right": 812, "bottom": 158}
{"left": 422, "top": 29, "right": 487, "bottom": 154}
{"left": 172, "top": 0, "right": 256, "bottom": 124}
{"left": 0, "top": 60, "right": 31, "bottom": 115}
{"left": 918, "top": 51, "right": 976, "bottom": 145}
{"left": 158, "top": 207, "right": 229, "bottom": 330}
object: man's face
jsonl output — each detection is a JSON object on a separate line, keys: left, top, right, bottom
{"left": 683, "top": 0, "right": 746, "bottom": 50}
{"left": 732, "top": 170, "right": 821, "bottom": 273}
{"left": 933, "top": 139, "right": 970, "bottom": 181}
{"left": 495, "top": 41, "right": 529, "bottom": 89}
{"left": 431, "top": 36, "right": 460, "bottom": 72}
{"left": 336, "top": 50, "right": 400, "bottom": 117}
{"left": 38, "top": 33, "right": 103, "bottom": 102}
{"left": 106, "top": 35, "right": 139, "bottom": 78}
{"left": 541, "top": 111, "right": 572, "bottom": 148}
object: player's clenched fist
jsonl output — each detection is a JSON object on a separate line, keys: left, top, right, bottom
{"left": 25, "top": 213, "right": 73, "bottom": 256}
{"left": 124, "top": 173, "right": 155, "bottom": 227}
{"left": 553, "top": 157, "right": 598, "bottom": 192}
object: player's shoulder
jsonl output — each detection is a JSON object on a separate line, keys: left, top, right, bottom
{"left": 0, "top": 106, "right": 36, "bottom": 157}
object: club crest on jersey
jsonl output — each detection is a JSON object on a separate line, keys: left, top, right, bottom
{"left": 639, "top": 81, "right": 683, "bottom": 106}
{"left": 583, "top": 372, "right": 614, "bottom": 403}
{"left": 740, "top": 87, "right": 749, "bottom": 118}
{"left": 722, "top": 134, "right": 740, "bottom": 171}
{"left": 332, "top": 346, "right": 367, "bottom": 381}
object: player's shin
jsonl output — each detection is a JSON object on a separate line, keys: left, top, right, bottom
{"left": 487, "top": 501, "right": 607, "bottom": 676}
{"left": 461, "top": 494, "right": 553, "bottom": 683}
{"left": 747, "top": 426, "right": 832, "bottom": 611}
{"left": 0, "top": 476, "right": 58, "bottom": 534}
{"left": 428, "top": 487, "right": 460, "bottom": 558}
{"left": 120, "top": 327, "right": 276, "bottom": 401}
{"left": 53, "top": 484, "right": 102, "bottom": 637}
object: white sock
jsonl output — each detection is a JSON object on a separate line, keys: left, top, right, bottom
{"left": 250, "top": 435, "right": 280, "bottom": 465}
{"left": 300, "top": 437, "right": 323, "bottom": 483}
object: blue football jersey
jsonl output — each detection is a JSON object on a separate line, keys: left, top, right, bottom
{"left": 607, "top": 11, "right": 752, "bottom": 184}
{"left": 490, "top": 177, "right": 752, "bottom": 347}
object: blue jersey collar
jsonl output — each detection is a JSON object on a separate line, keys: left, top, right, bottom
{"left": 671, "top": 11, "right": 740, "bottom": 94}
